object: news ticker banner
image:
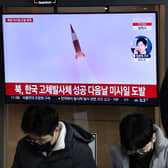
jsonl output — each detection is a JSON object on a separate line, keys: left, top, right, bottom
{"left": 5, "top": 83, "right": 157, "bottom": 98}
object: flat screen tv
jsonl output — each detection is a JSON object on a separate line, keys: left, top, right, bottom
{"left": 1, "top": 12, "right": 158, "bottom": 105}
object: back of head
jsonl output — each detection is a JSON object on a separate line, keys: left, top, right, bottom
{"left": 160, "top": 69, "right": 168, "bottom": 137}
{"left": 21, "top": 105, "right": 59, "bottom": 136}
{"left": 120, "top": 113, "right": 153, "bottom": 151}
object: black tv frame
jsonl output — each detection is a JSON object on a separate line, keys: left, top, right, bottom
{"left": 0, "top": 11, "right": 159, "bottom": 106}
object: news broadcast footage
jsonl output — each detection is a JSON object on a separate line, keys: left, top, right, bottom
{"left": 2, "top": 13, "right": 158, "bottom": 105}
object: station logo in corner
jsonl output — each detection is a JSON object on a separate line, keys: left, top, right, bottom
{"left": 5, "top": 17, "right": 33, "bottom": 23}
{"left": 131, "top": 35, "right": 152, "bottom": 62}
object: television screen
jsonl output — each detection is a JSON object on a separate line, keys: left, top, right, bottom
{"left": 1, "top": 12, "right": 158, "bottom": 105}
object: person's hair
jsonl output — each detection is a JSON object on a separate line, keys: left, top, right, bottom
{"left": 160, "top": 69, "right": 168, "bottom": 137}
{"left": 21, "top": 105, "right": 59, "bottom": 136}
{"left": 120, "top": 113, "right": 154, "bottom": 151}
{"left": 136, "top": 38, "right": 147, "bottom": 46}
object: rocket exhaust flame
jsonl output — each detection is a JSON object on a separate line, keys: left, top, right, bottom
{"left": 70, "top": 24, "right": 85, "bottom": 59}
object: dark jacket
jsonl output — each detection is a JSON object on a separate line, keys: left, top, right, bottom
{"left": 160, "top": 69, "right": 168, "bottom": 137}
{"left": 12, "top": 121, "right": 96, "bottom": 168}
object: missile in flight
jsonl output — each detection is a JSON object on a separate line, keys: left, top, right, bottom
{"left": 70, "top": 24, "right": 85, "bottom": 59}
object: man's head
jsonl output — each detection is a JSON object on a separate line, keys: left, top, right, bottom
{"left": 21, "top": 105, "right": 60, "bottom": 152}
{"left": 120, "top": 113, "right": 156, "bottom": 155}
{"left": 136, "top": 38, "right": 147, "bottom": 54}
{"left": 159, "top": 69, "right": 168, "bottom": 137}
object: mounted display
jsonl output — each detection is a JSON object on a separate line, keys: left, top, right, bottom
{"left": 1, "top": 12, "right": 158, "bottom": 105}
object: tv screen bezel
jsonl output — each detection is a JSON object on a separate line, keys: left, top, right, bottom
{"left": 0, "top": 11, "right": 159, "bottom": 106}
